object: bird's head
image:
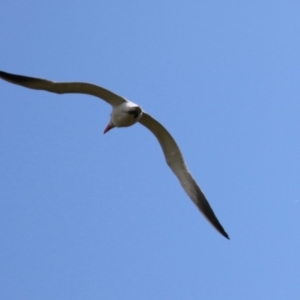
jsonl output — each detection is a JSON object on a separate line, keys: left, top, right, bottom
{"left": 103, "top": 103, "right": 143, "bottom": 134}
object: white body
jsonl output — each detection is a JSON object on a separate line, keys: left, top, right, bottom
{"left": 111, "top": 101, "right": 143, "bottom": 127}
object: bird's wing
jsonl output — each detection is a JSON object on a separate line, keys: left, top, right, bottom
{"left": 0, "top": 71, "right": 126, "bottom": 107}
{"left": 139, "top": 112, "right": 229, "bottom": 239}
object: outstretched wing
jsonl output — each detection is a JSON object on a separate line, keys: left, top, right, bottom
{"left": 139, "top": 113, "right": 229, "bottom": 239}
{"left": 0, "top": 70, "right": 126, "bottom": 107}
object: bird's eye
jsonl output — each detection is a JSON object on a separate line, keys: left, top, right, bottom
{"left": 127, "top": 110, "right": 140, "bottom": 118}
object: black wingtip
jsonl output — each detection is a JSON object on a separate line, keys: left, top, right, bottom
{"left": 216, "top": 224, "right": 230, "bottom": 240}
{"left": 0, "top": 70, "right": 35, "bottom": 85}
{"left": 197, "top": 195, "right": 230, "bottom": 239}
{"left": 223, "top": 232, "right": 230, "bottom": 240}
{"left": 217, "top": 221, "right": 230, "bottom": 239}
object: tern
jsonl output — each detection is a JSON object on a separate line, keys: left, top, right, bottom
{"left": 0, "top": 70, "right": 229, "bottom": 239}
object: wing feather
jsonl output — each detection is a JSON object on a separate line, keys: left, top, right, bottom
{"left": 0, "top": 71, "right": 125, "bottom": 107}
{"left": 139, "top": 113, "right": 229, "bottom": 239}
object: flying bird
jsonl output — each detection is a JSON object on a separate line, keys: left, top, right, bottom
{"left": 0, "top": 70, "right": 229, "bottom": 239}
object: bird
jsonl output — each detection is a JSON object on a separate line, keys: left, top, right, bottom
{"left": 0, "top": 70, "right": 229, "bottom": 239}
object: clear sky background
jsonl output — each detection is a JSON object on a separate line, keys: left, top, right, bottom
{"left": 0, "top": 1, "right": 300, "bottom": 299}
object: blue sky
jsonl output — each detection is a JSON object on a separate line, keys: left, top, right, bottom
{"left": 1, "top": 1, "right": 300, "bottom": 299}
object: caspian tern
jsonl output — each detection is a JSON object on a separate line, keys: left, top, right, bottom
{"left": 0, "top": 70, "right": 229, "bottom": 239}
